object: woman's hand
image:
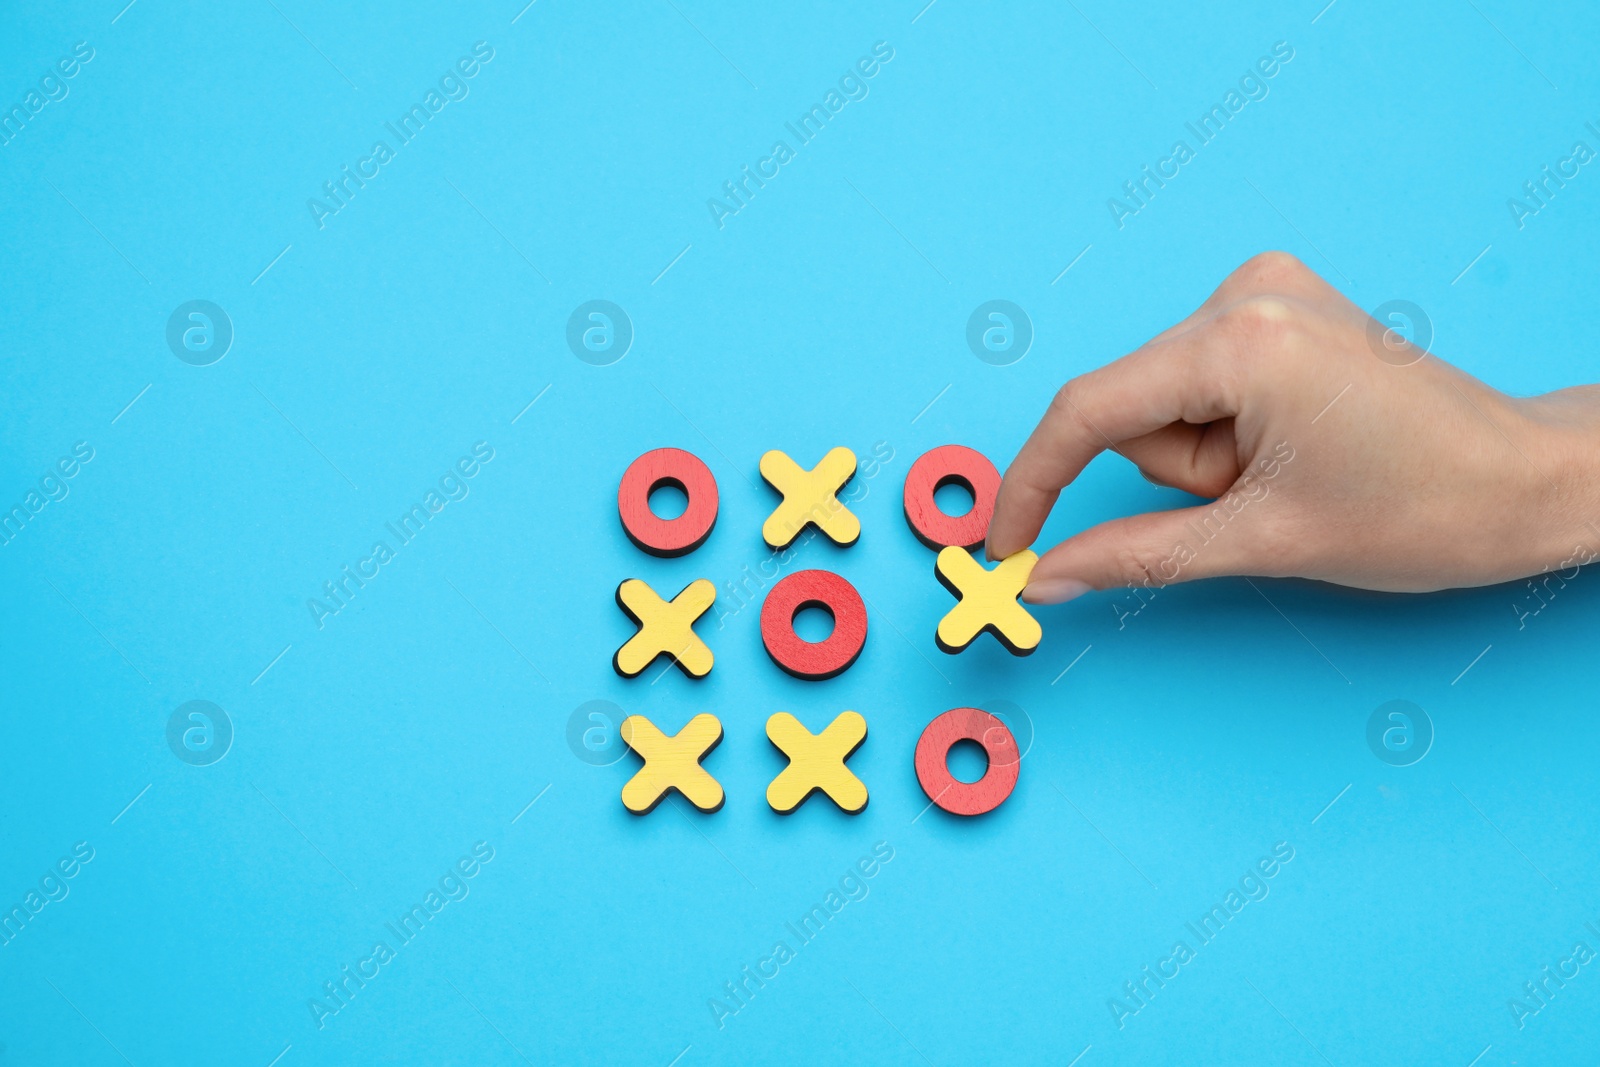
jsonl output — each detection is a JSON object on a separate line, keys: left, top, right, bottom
{"left": 986, "top": 252, "right": 1600, "bottom": 601}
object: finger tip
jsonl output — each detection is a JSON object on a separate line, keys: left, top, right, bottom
{"left": 1021, "top": 578, "right": 1092, "bottom": 605}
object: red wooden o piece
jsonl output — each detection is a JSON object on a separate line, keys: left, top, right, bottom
{"left": 618, "top": 448, "right": 719, "bottom": 557}
{"left": 903, "top": 445, "right": 1001, "bottom": 550}
{"left": 914, "top": 707, "right": 1020, "bottom": 816}
{"left": 759, "top": 570, "right": 868, "bottom": 680}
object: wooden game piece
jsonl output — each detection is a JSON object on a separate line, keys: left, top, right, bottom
{"left": 902, "top": 445, "right": 1001, "bottom": 550}
{"left": 765, "top": 711, "right": 869, "bottom": 814}
{"left": 619, "top": 713, "right": 724, "bottom": 813}
{"left": 759, "top": 569, "right": 868, "bottom": 679}
{"left": 618, "top": 447, "right": 719, "bottom": 557}
{"left": 913, "top": 707, "right": 1019, "bottom": 816}
{"left": 933, "top": 546, "right": 1041, "bottom": 655}
{"left": 613, "top": 577, "right": 717, "bottom": 678}
{"left": 759, "top": 447, "right": 860, "bottom": 548}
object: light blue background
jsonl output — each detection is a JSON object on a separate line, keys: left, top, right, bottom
{"left": 3, "top": 0, "right": 1599, "bottom": 1064}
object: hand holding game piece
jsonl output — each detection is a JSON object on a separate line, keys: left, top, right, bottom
{"left": 988, "top": 252, "right": 1600, "bottom": 600}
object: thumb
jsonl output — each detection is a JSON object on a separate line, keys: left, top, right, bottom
{"left": 1020, "top": 502, "right": 1271, "bottom": 602}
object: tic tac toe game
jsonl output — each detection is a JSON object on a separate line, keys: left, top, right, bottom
{"left": 6, "top": 1, "right": 1600, "bottom": 1065}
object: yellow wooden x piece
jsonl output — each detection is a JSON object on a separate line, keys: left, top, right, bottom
{"left": 759, "top": 447, "right": 860, "bottom": 548}
{"left": 619, "top": 713, "right": 724, "bottom": 813}
{"left": 614, "top": 578, "right": 716, "bottom": 678}
{"left": 934, "top": 547, "right": 1041, "bottom": 655}
{"left": 765, "top": 711, "right": 868, "bottom": 814}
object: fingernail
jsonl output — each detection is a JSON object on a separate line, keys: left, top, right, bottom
{"left": 1022, "top": 578, "right": 1092, "bottom": 604}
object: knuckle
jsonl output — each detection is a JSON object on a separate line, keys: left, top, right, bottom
{"left": 1050, "top": 379, "right": 1081, "bottom": 413}
{"left": 1214, "top": 296, "right": 1301, "bottom": 361}
{"left": 1048, "top": 379, "right": 1089, "bottom": 427}
{"left": 1111, "top": 543, "right": 1168, "bottom": 588}
{"left": 1235, "top": 250, "right": 1310, "bottom": 290}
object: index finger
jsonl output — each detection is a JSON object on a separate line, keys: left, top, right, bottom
{"left": 985, "top": 324, "right": 1241, "bottom": 560}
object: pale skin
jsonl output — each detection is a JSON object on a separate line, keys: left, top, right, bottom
{"left": 986, "top": 252, "right": 1600, "bottom": 602}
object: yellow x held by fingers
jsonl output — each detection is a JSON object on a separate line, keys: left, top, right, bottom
{"left": 613, "top": 578, "right": 716, "bottom": 678}
{"left": 765, "top": 711, "right": 869, "bottom": 814}
{"left": 759, "top": 447, "right": 860, "bottom": 548}
{"left": 934, "top": 547, "right": 1041, "bottom": 655}
{"left": 619, "top": 713, "right": 724, "bottom": 813}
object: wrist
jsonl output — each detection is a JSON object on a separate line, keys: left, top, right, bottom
{"left": 1521, "top": 390, "right": 1600, "bottom": 574}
